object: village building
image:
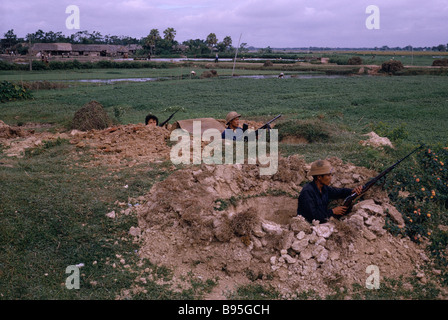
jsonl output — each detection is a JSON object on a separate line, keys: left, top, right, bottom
{"left": 29, "top": 43, "right": 142, "bottom": 58}
{"left": 30, "top": 43, "right": 72, "bottom": 57}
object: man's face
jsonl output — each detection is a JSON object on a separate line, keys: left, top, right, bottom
{"left": 319, "top": 173, "right": 332, "bottom": 186}
{"left": 147, "top": 119, "right": 157, "bottom": 127}
{"left": 229, "top": 117, "right": 240, "bottom": 129}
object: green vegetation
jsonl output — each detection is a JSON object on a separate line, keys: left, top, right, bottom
{"left": 0, "top": 65, "right": 447, "bottom": 299}
{"left": 0, "top": 80, "right": 33, "bottom": 103}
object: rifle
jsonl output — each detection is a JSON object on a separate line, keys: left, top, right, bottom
{"left": 242, "top": 114, "right": 282, "bottom": 134}
{"left": 342, "top": 144, "right": 424, "bottom": 213}
{"left": 159, "top": 109, "right": 180, "bottom": 127}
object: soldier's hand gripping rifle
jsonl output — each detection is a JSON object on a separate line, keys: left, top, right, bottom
{"left": 342, "top": 144, "right": 424, "bottom": 214}
{"left": 159, "top": 109, "right": 180, "bottom": 127}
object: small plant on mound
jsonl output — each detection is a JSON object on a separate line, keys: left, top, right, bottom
{"left": 275, "top": 119, "right": 332, "bottom": 143}
{"left": 381, "top": 60, "right": 404, "bottom": 74}
{"left": 0, "top": 81, "right": 33, "bottom": 103}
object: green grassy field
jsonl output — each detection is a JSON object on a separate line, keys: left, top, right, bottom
{"left": 1, "top": 67, "right": 447, "bottom": 300}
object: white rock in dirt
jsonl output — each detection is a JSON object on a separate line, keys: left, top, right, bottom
{"left": 354, "top": 200, "right": 384, "bottom": 216}
{"left": 261, "top": 221, "right": 284, "bottom": 235}
{"left": 129, "top": 226, "right": 141, "bottom": 237}
{"left": 281, "top": 231, "right": 295, "bottom": 250}
{"left": 106, "top": 210, "right": 116, "bottom": 219}
{"left": 312, "top": 224, "right": 334, "bottom": 238}
{"left": 346, "top": 214, "right": 364, "bottom": 230}
{"left": 282, "top": 254, "right": 297, "bottom": 264}
{"left": 313, "top": 245, "right": 329, "bottom": 263}
{"left": 383, "top": 203, "right": 405, "bottom": 228}
{"left": 307, "top": 232, "right": 320, "bottom": 244}
{"left": 362, "top": 229, "right": 377, "bottom": 241}
{"left": 361, "top": 131, "right": 394, "bottom": 149}
{"left": 296, "top": 231, "right": 306, "bottom": 240}
{"left": 289, "top": 216, "right": 311, "bottom": 233}
{"left": 300, "top": 247, "right": 313, "bottom": 261}
{"left": 291, "top": 239, "right": 309, "bottom": 253}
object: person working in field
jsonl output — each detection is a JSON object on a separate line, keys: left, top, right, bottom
{"left": 145, "top": 114, "right": 159, "bottom": 127}
{"left": 297, "top": 159, "right": 363, "bottom": 223}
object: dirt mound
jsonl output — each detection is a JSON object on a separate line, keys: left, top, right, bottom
{"left": 128, "top": 156, "right": 429, "bottom": 299}
{"left": 200, "top": 70, "right": 218, "bottom": 79}
{"left": 69, "top": 124, "right": 171, "bottom": 167}
{"left": 0, "top": 120, "right": 30, "bottom": 139}
{"left": 0, "top": 120, "right": 70, "bottom": 158}
{"left": 72, "top": 100, "right": 113, "bottom": 131}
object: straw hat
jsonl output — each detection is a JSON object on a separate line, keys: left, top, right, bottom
{"left": 225, "top": 111, "right": 241, "bottom": 125}
{"left": 309, "top": 159, "right": 333, "bottom": 176}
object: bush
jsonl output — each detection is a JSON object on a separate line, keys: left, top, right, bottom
{"left": 347, "top": 56, "right": 363, "bottom": 65}
{"left": 432, "top": 58, "right": 448, "bottom": 66}
{"left": 385, "top": 144, "right": 448, "bottom": 281}
{"left": 0, "top": 81, "right": 33, "bottom": 103}
{"left": 381, "top": 60, "right": 404, "bottom": 74}
{"left": 371, "top": 121, "right": 409, "bottom": 143}
{"left": 275, "top": 119, "right": 331, "bottom": 143}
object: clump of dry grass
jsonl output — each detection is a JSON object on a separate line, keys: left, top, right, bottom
{"left": 71, "top": 100, "right": 112, "bottom": 131}
{"left": 18, "top": 81, "right": 69, "bottom": 91}
{"left": 230, "top": 209, "right": 260, "bottom": 237}
{"left": 200, "top": 69, "right": 218, "bottom": 78}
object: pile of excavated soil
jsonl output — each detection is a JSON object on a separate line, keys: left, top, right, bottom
{"left": 70, "top": 124, "right": 171, "bottom": 167}
{"left": 0, "top": 120, "right": 31, "bottom": 139}
{"left": 0, "top": 120, "right": 70, "bottom": 158}
{"left": 127, "top": 155, "right": 431, "bottom": 299}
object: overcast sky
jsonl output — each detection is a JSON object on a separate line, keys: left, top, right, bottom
{"left": 1, "top": 0, "right": 447, "bottom": 48}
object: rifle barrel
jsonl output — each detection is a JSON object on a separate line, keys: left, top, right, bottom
{"left": 258, "top": 114, "right": 282, "bottom": 130}
{"left": 342, "top": 144, "right": 423, "bottom": 208}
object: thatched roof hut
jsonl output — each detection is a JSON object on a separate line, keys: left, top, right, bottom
{"left": 71, "top": 44, "right": 129, "bottom": 56}
{"left": 31, "top": 43, "right": 72, "bottom": 55}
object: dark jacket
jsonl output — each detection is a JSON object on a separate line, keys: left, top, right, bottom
{"left": 297, "top": 181, "right": 352, "bottom": 223}
{"left": 221, "top": 127, "right": 244, "bottom": 141}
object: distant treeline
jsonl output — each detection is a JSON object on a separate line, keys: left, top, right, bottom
{"left": 2, "top": 29, "right": 448, "bottom": 56}
{"left": 0, "top": 59, "right": 173, "bottom": 71}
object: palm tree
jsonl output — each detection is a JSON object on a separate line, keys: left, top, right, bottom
{"left": 163, "top": 27, "right": 176, "bottom": 42}
{"left": 223, "top": 36, "right": 232, "bottom": 51}
{"left": 144, "top": 29, "right": 161, "bottom": 55}
{"left": 206, "top": 33, "right": 218, "bottom": 53}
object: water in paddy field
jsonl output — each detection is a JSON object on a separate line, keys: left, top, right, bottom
{"left": 69, "top": 74, "right": 346, "bottom": 83}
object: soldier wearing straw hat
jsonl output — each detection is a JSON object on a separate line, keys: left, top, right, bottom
{"left": 297, "top": 159, "right": 363, "bottom": 223}
{"left": 221, "top": 111, "right": 244, "bottom": 141}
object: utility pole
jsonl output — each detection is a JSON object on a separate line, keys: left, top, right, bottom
{"left": 232, "top": 33, "right": 242, "bottom": 77}
{"left": 29, "top": 36, "right": 32, "bottom": 71}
